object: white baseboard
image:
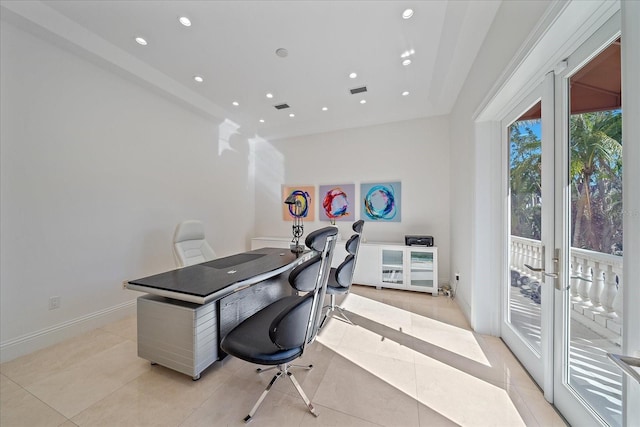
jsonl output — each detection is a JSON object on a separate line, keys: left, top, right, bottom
{"left": 0, "top": 300, "right": 136, "bottom": 363}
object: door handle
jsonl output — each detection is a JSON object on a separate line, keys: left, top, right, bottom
{"left": 525, "top": 263, "right": 558, "bottom": 278}
{"left": 523, "top": 247, "right": 562, "bottom": 289}
{"left": 524, "top": 263, "right": 545, "bottom": 273}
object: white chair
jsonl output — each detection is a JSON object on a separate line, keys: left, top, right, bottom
{"left": 173, "top": 220, "right": 216, "bottom": 267}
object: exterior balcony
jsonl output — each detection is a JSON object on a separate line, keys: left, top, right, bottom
{"left": 510, "top": 235, "right": 623, "bottom": 427}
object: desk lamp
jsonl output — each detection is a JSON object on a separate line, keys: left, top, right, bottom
{"left": 284, "top": 194, "right": 304, "bottom": 253}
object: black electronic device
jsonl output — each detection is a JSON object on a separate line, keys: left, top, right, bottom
{"left": 405, "top": 235, "right": 434, "bottom": 247}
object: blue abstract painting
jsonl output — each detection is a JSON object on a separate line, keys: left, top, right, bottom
{"left": 360, "top": 182, "right": 401, "bottom": 222}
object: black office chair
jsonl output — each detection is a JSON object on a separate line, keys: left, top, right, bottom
{"left": 220, "top": 226, "right": 338, "bottom": 422}
{"left": 320, "top": 220, "right": 364, "bottom": 328}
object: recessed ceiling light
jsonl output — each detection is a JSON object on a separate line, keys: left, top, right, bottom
{"left": 289, "top": 113, "right": 295, "bottom": 117}
{"left": 259, "top": 119, "right": 265, "bottom": 123}
{"left": 402, "top": 59, "right": 412, "bottom": 66}
{"left": 266, "top": 93, "right": 273, "bottom": 99}
{"left": 193, "top": 76, "right": 204, "bottom": 83}
{"left": 276, "top": 48, "right": 288, "bottom": 58}
{"left": 135, "top": 37, "right": 148, "bottom": 46}
{"left": 402, "top": 9, "right": 414, "bottom": 19}
{"left": 232, "top": 101, "right": 239, "bottom": 106}
{"left": 401, "top": 49, "right": 415, "bottom": 58}
{"left": 179, "top": 16, "right": 191, "bottom": 27}
{"left": 360, "top": 99, "right": 367, "bottom": 104}
{"left": 322, "top": 107, "right": 328, "bottom": 111}
{"left": 349, "top": 72, "right": 357, "bottom": 79}
{"left": 402, "top": 91, "right": 410, "bottom": 96}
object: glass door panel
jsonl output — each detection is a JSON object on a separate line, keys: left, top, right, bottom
{"left": 508, "top": 101, "right": 544, "bottom": 356}
{"left": 502, "top": 76, "right": 554, "bottom": 392}
{"left": 381, "top": 249, "right": 403, "bottom": 284}
{"left": 558, "top": 35, "right": 623, "bottom": 427}
{"left": 409, "top": 250, "right": 434, "bottom": 288}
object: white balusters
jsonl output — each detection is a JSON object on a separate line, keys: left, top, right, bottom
{"left": 588, "top": 262, "right": 605, "bottom": 314}
{"left": 577, "top": 258, "right": 593, "bottom": 308}
{"left": 600, "top": 265, "right": 618, "bottom": 318}
{"left": 570, "top": 259, "right": 582, "bottom": 302}
{"left": 610, "top": 266, "right": 623, "bottom": 334}
{"left": 509, "top": 236, "right": 623, "bottom": 342}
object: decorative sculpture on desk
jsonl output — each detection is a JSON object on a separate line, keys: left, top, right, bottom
{"left": 284, "top": 193, "right": 305, "bottom": 253}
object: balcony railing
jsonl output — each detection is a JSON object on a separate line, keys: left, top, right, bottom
{"left": 510, "top": 235, "right": 623, "bottom": 344}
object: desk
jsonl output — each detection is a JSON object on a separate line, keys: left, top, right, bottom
{"left": 127, "top": 247, "right": 307, "bottom": 379}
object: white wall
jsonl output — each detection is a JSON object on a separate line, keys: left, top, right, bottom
{"left": 0, "top": 21, "right": 255, "bottom": 360}
{"left": 448, "top": 0, "right": 552, "bottom": 332}
{"left": 254, "top": 116, "right": 451, "bottom": 283}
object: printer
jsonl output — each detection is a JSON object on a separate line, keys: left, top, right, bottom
{"left": 404, "top": 235, "right": 434, "bottom": 247}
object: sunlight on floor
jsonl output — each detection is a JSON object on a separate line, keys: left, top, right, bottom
{"left": 341, "top": 293, "right": 491, "bottom": 366}
{"left": 317, "top": 294, "right": 526, "bottom": 426}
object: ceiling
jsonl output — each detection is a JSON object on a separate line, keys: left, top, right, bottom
{"left": 6, "top": 1, "right": 501, "bottom": 140}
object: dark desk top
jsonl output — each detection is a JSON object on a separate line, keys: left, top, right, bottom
{"left": 127, "top": 247, "right": 307, "bottom": 304}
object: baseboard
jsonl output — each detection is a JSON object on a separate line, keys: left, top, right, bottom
{"left": 0, "top": 300, "right": 136, "bottom": 363}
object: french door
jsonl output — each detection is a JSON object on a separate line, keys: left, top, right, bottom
{"left": 502, "top": 12, "right": 629, "bottom": 426}
{"left": 501, "top": 73, "right": 555, "bottom": 394}
{"left": 552, "top": 13, "right": 625, "bottom": 427}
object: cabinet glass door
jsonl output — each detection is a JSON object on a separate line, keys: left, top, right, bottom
{"left": 381, "top": 249, "right": 403, "bottom": 284}
{"left": 409, "top": 250, "right": 434, "bottom": 288}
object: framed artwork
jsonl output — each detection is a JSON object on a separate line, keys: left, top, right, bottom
{"left": 319, "top": 184, "right": 355, "bottom": 222}
{"left": 361, "top": 182, "right": 401, "bottom": 222}
{"left": 282, "top": 185, "right": 315, "bottom": 221}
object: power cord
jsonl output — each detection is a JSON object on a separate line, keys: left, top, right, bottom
{"left": 451, "top": 274, "right": 460, "bottom": 300}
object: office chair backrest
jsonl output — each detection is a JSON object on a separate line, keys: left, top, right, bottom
{"left": 333, "top": 221, "right": 364, "bottom": 289}
{"left": 335, "top": 254, "right": 356, "bottom": 288}
{"left": 173, "top": 220, "right": 216, "bottom": 267}
{"left": 269, "top": 292, "right": 315, "bottom": 349}
{"left": 345, "top": 234, "right": 359, "bottom": 255}
{"left": 287, "top": 226, "right": 338, "bottom": 347}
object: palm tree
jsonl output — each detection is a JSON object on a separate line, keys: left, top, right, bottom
{"left": 570, "top": 111, "right": 622, "bottom": 250}
{"left": 510, "top": 122, "right": 542, "bottom": 239}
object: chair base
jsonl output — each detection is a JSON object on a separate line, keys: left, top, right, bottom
{"left": 244, "top": 363, "right": 318, "bottom": 423}
{"left": 256, "top": 363, "right": 313, "bottom": 373}
{"left": 320, "top": 294, "right": 354, "bottom": 329}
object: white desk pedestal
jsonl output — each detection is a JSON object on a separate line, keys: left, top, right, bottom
{"left": 137, "top": 295, "right": 217, "bottom": 380}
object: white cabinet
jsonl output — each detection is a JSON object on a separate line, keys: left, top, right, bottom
{"left": 353, "top": 243, "right": 438, "bottom": 296}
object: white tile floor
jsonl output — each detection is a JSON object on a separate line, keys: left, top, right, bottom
{"left": 1, "top": 285, "right": 567, "bottom": 426}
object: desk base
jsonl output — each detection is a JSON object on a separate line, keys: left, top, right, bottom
{"left": 137, "top": 295, "right": 217, "bottom": 380}
{"left": 137, "top": 273, "right": 294, "bottom": 379}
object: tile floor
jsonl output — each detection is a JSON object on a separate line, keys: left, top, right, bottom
{"left": 1, "top": 285, "right": 567, "bottom": 426}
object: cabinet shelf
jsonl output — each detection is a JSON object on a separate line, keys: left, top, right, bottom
{"left": 354, "top": 244, "right": 438, "bottom": 296}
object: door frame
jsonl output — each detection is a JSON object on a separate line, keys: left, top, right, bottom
{"left": 499, "top": 76, "right": 554, "bottom": 396}
{"left": 620, "top": 3, "right": 640, "bottom": 425}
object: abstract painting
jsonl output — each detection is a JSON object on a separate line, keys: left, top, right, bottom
{"left": 361, "top": 182, "right": 401, "bottom": 222}
{"left": 282, "top": 185, "right": 315, "bottom": 221}
{"left": 319, "top": 184, "right": 355, "bottom": 222}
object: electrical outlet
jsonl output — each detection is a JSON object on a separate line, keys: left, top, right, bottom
{"left": 49, "top": 296, "right": 61, "bottom": 310}
{"left": 455, "top": 273, "right": 460, "bottom": 281}
{"left": 122, "top": 280, "right": 129, "bottom": 290}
